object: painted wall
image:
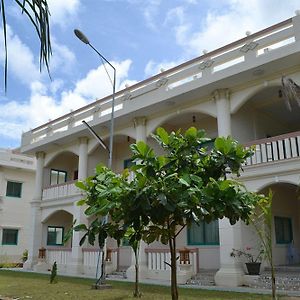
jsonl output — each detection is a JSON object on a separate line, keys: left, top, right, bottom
{"left": 0, "top": 166, "right": 35, "bottom": 263}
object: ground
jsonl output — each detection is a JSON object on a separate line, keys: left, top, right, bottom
{"left": 0, "top": 270, "right": 291, "bottom": 300}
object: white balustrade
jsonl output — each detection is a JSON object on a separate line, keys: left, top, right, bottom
{"left": 42, "top": 181, "right": 81, "bottom": 201}
{"left": 145, "top": 248, "right": 198, "bottom": 275}
{"left": 245, "top": 131, "right": 300, "bottom": 166}
{"left": 22, "top": 16, "right": 300, "bottom": 149}
{"left": 46, "top": 248, "right": 71, "bottom": 266}
{"left": 83, "top": 248, "right": 118, "bottom": 273}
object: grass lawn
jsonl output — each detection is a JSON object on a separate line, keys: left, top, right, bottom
{"left": 0, "top": 270, "right": 274, "bottom": 300}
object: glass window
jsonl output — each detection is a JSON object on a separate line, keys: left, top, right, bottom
{"left": 6, "top": 181, "right": 22, "bottom": 198}
{"left": 47, "top": 227, "right": 64, "bottom": 246}
{"left": 187, "top": 220, "right": 219, "bottom": 245}
{"left": 124, "top": 159, "right": 133, "bottom": 169}
{"left": 2, "top": 229, "right": 18, "bottom": 245}
{"left": 275, "top": 216, "right": 293, "bottom": 244}
{"left": 50, "top": 169, "right": 67, "bottom": 185}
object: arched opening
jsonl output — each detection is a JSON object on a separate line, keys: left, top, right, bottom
{"left": 42, "top": 210, "right": 73, "bottom": 248}
{"left": 87, "top": 134, "right": 136, "bottom": 176}
{"left": 44, "top": 151, "right": 79, "bottom": 188}
{"left": 258, "top": 182, "right": 300, "bottom": 266}
{"left": 149, "top": 112, "right": 217, "bottom": 154}
{"left": 232, "top": 86, "right": 300, "bottom": 144}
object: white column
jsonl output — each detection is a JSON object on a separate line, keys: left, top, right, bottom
{"left": 23, "top": 151, "right": 45, "bottom": 270}
{"left": 69, "top": 137, "right": 88, "bottom": 275}
{"left": 214, "top": 89, "right": 231, "bottom": 136}
{"left": 293, "top": 11, "right": 300, "bottom": 42}
{"left": 213, "top": 89, "right": 245, "bottom": 286}
{"left": 126, "top": 117, "right": 149, "bottom": 280}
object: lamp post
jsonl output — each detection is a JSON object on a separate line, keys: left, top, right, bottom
{"left": 74, "top": 29, "right": 116, "bottom": 170}
{"left": 74, "top": 29, "right": 116, "bottom": 286}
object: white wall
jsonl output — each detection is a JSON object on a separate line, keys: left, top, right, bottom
{"left": 0, "top": 166, "right": 35, "bottom": 263}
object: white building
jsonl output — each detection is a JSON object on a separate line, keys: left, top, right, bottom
{"left": 0, "top": 149, "right": 35, "bottom": 264}
{"left": 20, "top": 13, "right": 300, "bottom": 286}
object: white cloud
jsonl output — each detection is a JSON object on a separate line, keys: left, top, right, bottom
{"left": 146, "top": 0, "right": 300, "bottom": 77}
{"left": 0, "top": 58, "right": 135, "bottom": 142}
{"left": 0, "top": 26, "right": 40, "bottom": 85}
{"left": 47, "top": 0, "right": 80, "bottom": 27}
{"left": 74, "top": 59, "right": 133, "bottom": 99}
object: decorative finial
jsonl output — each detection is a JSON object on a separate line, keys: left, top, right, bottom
{"left": 295, "top": 10, "right": 300, "bottom": 16}
{"left": 160, "top": 68, "right": 165, "bottom": 73}
{"left": 202, "top": 49, "right": 208, "bottom": 55}
{"left": 245, "top": 31, "right": 251, "bottom": 36}
{"left": 125, "top": 83, "right": 130, "bottom": 88}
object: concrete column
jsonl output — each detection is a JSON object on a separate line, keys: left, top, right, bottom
{"left": 23, "top": 151, "right": 45, "bottom": 270}
{"left": 214, "top": 89, "right": 231, "bottom": 137}
{"left": 213, "top": 89, "right": 245, "bottom": 286}
{"left": 69, "top": 137, "right": 88, "bottom": 275}
{"left": 293, "top": 11, "right": 300, "bottom": 42}
{"left": 126, "top": 117, "right": 149, "bottom": 280}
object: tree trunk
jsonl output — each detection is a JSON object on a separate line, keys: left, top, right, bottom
{"left": 270, "top": 249, "right": 277, "bottom": 300}
{"left": 169, "top": 236, "right": 178, "bottom": 300}
{"left": 133, "top": 248, "right": 141, "bottom": 297}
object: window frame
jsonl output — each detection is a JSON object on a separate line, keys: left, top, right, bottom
{"left": 274, "top": 216, "right": 293, "bottom": 245}
{"left": 50, "top": 169, "right": 67, "bottom": 185}
{"left": 187, "top": 220, "right": 220, "bottom": 246}
{"left": 2, "top": 228, "right": 19, "bottom": 245}
{"left": 47, "top": 226, "right": 64, "bottom": 246}
{"left": 6, "top": 181, "right": 22, "bottom": 198}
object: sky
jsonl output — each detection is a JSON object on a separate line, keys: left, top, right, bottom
{"left": 0, "top": 0, "right": 299, "bottom": 148}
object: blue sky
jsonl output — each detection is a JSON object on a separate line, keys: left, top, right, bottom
{"left": 0, "top": 0, "right": 299, "bottom": 148}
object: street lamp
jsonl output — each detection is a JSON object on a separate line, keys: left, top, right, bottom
{"left": 74, "top": 29, "right": 116, "bottom": 287}
{"left": 74, "top": 29, "right": 116, "bottom": 170}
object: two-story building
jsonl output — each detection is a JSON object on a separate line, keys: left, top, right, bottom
{"left": 20, "top": 12, "right": 300, "bottom": 286}
{"left": 0, "top": 149, "right": 35, "bottom": 264}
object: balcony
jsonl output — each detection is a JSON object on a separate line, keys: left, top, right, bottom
{"left": 21, "top": 15, "right": 300, "bottom": 154}
{"left": 42, "top": 181, "right": 82, "bottom": 201}
{"left": 244, "top": 131, "right": 300, "bottom": 166}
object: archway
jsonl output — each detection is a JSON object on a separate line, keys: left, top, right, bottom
{"left": 42, "top": 210, "right": 73, "bottom": 248}
{"left": 44, "top": 151, "right": 79, "bottom": 187}
{"left": 232, "top": 86, "right": 300, "bottom": 144}
{"left": 88, "top": 134, "right": 136, "bottom": 176}
{"left": 258, "top": 182, "right": 300, "bottom": 266}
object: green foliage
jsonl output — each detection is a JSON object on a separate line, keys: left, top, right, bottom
{"left": 76, "top": 127, "right": 261, "bottom": 300}
{"left": 22, "top": 249, "right": 28, "bottom": 263}
{"left": 50, "top": 261, "right": 57, "bottom": 284}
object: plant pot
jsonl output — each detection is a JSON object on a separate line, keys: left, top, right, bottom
{"left": 246, "top": 262, "right": 261, "bottom": 275}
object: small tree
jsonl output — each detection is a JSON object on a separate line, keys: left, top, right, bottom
{"left": 75, "top": 166, "right": 146, "bottom": 296}
{"left": 250, "top": 193, "right": 277, "bottom": 300}
{"left": 76, "top": 127, "right": 262, "bottom": 300}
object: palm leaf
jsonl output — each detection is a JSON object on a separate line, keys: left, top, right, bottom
{"left": 1, "top": 0, "right": 52, "bottom": 91}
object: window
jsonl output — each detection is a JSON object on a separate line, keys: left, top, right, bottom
{"left": 6, "top": 181, "right": 22, "bottom": 198}
{"left": 50, "top": 169, "right": 67, "bottom": 185}
{"left": 187, "top": 220, "right": 219, "bottom": 245}
{"left": 2, "top": 229, "right": 18, "bottom": 245}
{"left": 124, "top": 159, "right": 133, "bottom": 169}
{"left": 47, "top": 227, "right": 64, "bottom": 246}
{"left": 275, "top": 216, "right": 293, "bottom": 244}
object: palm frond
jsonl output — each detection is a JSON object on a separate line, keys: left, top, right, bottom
{"left": 281, "top": 76, "right": 300, "bottom": 110}
{"left": 1, "top": 0, "right": 52, "bottom": 91}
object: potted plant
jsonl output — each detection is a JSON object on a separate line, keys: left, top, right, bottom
{"left": 231, "top": 247, "right": 264, "bottom": 275}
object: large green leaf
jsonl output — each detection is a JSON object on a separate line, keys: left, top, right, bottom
{"left": 156, "top": 127, "right": 169, "bottom": 144}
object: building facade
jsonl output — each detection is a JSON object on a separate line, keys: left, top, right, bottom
{"left": 20, "top": 13, "right": 300, "bottom": 286}
{"left": 0, "top": 149, "right": 35, "bottom": 264}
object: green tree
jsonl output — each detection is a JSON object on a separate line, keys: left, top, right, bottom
{"left": 76, "top": 127, "right": 263, "bottom": 300}
{"left": 75, "top": 166, "right": 145, "bottom": 296}
{"left": 1, "top": 1, "right": 51, "bottom": 90}
{"left": 250, "top": 194, "right": 277, "bottom": 300}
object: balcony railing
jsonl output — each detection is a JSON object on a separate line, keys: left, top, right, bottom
{"left": 244, "top": 131, "right": 300, "bottom": 166}
{"left": 145, "top": 248, "right": 198, "bottom": 275}
{"left": 42, "top": 180, "right": 82, "bottom": 201}
{"left": 22, "top": 15, "right": 300, "bottom": 150}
